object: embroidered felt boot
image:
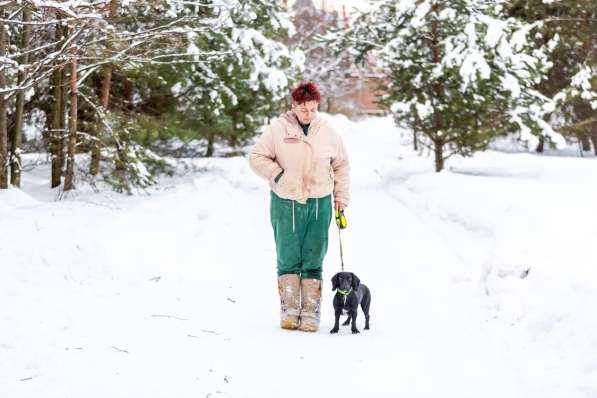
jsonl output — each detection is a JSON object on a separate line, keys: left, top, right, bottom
{"left": 298, "top": 278, "right": 322, "bottom": 332}
{"left": 278, "top": 274, "right": 301, "bottom": 330}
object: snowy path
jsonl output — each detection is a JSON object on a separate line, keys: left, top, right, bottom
{"left": 2, "top": 116, "right": 596, "bottom": 397}
{"left": 173, "top": 143, "right": 519, "bottom": 397}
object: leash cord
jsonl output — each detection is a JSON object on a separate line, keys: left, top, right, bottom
{"left": 338, "top": 225, "right": 344, "bottom": 272}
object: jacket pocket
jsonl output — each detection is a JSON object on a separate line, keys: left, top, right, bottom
{"left": 270, "top": 167, "right": 284, "bottom": 185}
{"left": 274, "top": 170, "right": 285, "bottom": 184}
{"left": 271, "top": 169, "right": 292, "bottom": 197}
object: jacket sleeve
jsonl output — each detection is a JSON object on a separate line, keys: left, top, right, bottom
{"left": 249, "top": 122, "right": 283, "bottom": 182}
{"left": 331, "top": 135, "right": 350, "bottom": 207}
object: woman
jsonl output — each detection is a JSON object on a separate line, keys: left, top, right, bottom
{"left": 249, "top": 81, "right": 350, "bottom": 332}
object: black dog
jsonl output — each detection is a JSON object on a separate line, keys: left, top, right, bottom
{"left": 330, "top": 272, "right": 371, "bottom": 334}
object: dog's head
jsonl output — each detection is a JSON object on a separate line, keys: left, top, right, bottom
{"left": 331, "top": 272, "right": 360, "bottom": 292}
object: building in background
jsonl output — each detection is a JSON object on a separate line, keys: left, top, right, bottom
{"left": 284, "top": 0, "right": 386, "bottom": 116}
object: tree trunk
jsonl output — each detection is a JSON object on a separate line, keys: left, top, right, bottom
{"left": 206, "top": 131, "right": 215, "bottom": 157}
{"left": 0, "top": 12, "right": 8, "bottom": 189}
{"left": 11, "top": 7, "right": 32, "bottom": 188}
{"left": 431, "top": 3, "right": 444, "bottom": 173}
{"left": 50, "top": 66, "right": 63, "bottom": 188}
{"left": 579, "top": 132, "right": 591, "bottom": 151}
{"left": 64, "top": 59, "right": 78, "bottom": 191}
{"left": 110, "top": 76, "right": 131, "bottom": 180}
{"left": 124, "top": 78, "right": 134, "bottom": 111}
{"left": 228, "top": 111, "right": 238, "bottom": 147}
{"left": 434, "top": 139, "right": 444, "bottom": 172}
{"left": 536, "top": 136, "right": 545, "bottom": 153}
{"left": 50, "top": 23, "right": 64, "bottom": 188}
{"left": 413, "top": 130, "right": 418, "bottom": 151}
{"left": 59, "top": 61, "right": 68, "bottom": 172}
{"left": 591, "top": 124, "right": 597, "bottom": 156}
{"left": 228, "top": 131, "right": 237, "bottom": 147}
{"left": 90, "top": 62, "right": 113, "bottom": 175}
{"left": 91, "top": 0, "right": 119, "bottom": 176}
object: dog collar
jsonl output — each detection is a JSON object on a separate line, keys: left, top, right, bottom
{"left": 337, "top": 288, "right": 352, "bottom": 296}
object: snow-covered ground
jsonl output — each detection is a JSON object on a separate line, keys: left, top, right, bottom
{"left": 1, "top": 115, "right": 596, "bottom": 398}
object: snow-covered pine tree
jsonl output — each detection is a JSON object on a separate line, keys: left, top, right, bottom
{"left": 343, "top": 0, "right": 565, "bottom": 171}
{"left": 0, "top": 0, "right": 301, "bottom": 193}
{"left": 171, "top": 0, "right": 302, "bottom": 156}
{"left": 507, "top": 0, "right": 596, "bottom": 153}
{"left": 92, "top": 0, "right": 197, "bottom": 193}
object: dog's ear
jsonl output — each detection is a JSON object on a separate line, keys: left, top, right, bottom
{"left": 351, "top": 273, "right": 361, "bottom": 290}
{"left": 331, "top": 274, "right": 339, "bottom": 291}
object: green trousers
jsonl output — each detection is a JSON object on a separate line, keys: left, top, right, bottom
{"left": 270, "top": 191, "right": 332, "bottom": 280}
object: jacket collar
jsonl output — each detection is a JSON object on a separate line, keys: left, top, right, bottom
{"left": 279, "top": 111, "right": 323, "bottom": 139}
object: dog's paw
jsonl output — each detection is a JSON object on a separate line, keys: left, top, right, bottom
{"left": 364, "top": 326, "right": 370, "bottom": 330}
{"left": 330, "top": 327, "right": 339, "bottom": 334}
{"left": 351, "top": 328, "right": 360, "bottom": 334}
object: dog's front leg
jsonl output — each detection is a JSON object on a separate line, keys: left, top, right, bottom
{"left": 350, "top": 310, "right": 360, "bottom": 334}
{"left": 330, "top": 310, "right": 342, "bottom": 334}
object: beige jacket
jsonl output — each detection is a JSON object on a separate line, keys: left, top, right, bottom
{"left": 249, "top": 111, "right": 350, "bottom": 206}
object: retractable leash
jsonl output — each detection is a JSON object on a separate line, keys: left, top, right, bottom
{"left": 335, "top": 209, "right": 347, "bottom": 272}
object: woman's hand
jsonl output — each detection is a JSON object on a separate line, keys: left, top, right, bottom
{"left": 334, "top": 201, "right": 345, "bottom": 212}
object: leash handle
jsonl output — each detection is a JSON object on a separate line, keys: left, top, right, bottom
{"left": 335, "top": 209, "right": 347, "bottom": 229}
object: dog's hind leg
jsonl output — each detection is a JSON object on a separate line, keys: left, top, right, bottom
{"left": 361, "top": 295, "right": 371, "bottom": 330}
{"left": 342, "top": 316, "right": 351, "bottom": 326}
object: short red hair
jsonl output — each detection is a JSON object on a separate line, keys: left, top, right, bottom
{"left": 291, "top": 81, "right": 321, "bottom": 104}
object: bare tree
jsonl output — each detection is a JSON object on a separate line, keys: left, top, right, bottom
{"left": 0, "top": 9, "right": 7, "bottom": 189}
{"left": 1, "top": 0, "right": 296, "bottom": 193}
{"left": 11, "top": 6, "right": 32, "bottom": 187}
{"left": 63, "top": 58, "right": 77, "bottom": 191}
{"left": 50, "top": 21, "right": 65, "bottom": 188}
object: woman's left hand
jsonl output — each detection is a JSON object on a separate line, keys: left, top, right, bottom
{"left": 334, "top": 201, "right": 345, "bottom": 212}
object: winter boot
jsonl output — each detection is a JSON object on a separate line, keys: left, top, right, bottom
{"left": 298, "top": 278, "right": 322, "bottom": 332}
{"left": 278, "top": 274, "right": 301, "bottom": 330}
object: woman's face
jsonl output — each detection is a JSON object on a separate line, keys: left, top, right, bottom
{"left": 292, "top": 100, "right": 319, "bottom": 125}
